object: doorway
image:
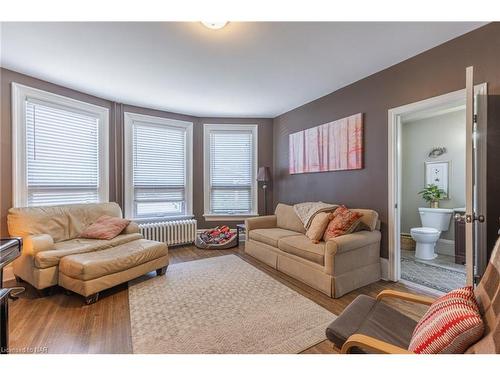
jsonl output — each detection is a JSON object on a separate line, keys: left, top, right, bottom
{"left": 387, "top": 83, "right": 487, "bottom": 292}
{"left": 400, "top": 104, "right": 466, "bottom": 292}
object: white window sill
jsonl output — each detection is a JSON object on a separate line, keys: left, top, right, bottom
{"left": 130, "top": 215, "right": 195, "bottom": 223}
{"left": 203, "top": 214, "right": 259, "bottom": 222}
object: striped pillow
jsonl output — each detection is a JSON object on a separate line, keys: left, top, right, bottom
{"left": 408, "top": 286, "right": 484, "bottom": 354}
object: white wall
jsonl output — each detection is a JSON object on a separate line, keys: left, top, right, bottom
{"left": 401, "top": 109, "right": 466, "bottom": 242}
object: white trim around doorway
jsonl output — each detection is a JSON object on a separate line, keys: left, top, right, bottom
{"left": 387, "top": 83, "right": 487, "bottom": 282}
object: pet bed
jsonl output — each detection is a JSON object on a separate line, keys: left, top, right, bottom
{"left": 195, "top": 225, "right": 238, "bottom": 249}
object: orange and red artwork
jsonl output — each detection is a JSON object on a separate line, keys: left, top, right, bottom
{"left": 289, "top": 113, "right": 363, "bottom": 174}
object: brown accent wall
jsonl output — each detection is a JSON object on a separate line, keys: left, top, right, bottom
{"left": 0, "top": 68, "right": 273, "bottom": 235}
{"left": 273, "top": 23, "right": 500, "bottom": 258}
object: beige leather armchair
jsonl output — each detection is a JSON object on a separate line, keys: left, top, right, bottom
{"left": 8, "top": 202, "right": 168, "bottom": 303}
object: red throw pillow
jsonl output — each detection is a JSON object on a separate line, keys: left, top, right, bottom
{"left": 79, "top": 215, "right": 131, "bottom": 240}
{"left": 323, "top": 206, "right": 363, "bottom": 241}
{"left": 408, "top": 286, "right": 484, "bottom": 354}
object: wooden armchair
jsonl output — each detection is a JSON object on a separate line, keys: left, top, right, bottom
{"left": 340, "top": 290, "right": 435, "bottom": 354}
{"left": 327, "top": 237, "right": 500, "bottom": 354}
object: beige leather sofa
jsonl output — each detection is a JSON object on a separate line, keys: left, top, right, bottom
{"left": 8, "top": 202, "right": 168, "bottom": 303}
{"left": 245, "top": 203, "right": 381, "bottom": 298}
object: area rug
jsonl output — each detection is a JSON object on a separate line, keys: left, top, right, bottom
{"left": 128, "top": 255, "right": 336, "bottom": 353}
{"left": 401, "top": 257, "right": 465, "bottom": 293}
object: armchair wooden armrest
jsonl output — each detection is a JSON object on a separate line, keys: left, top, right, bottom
{"left": 341, "top": 334, "right": 413, "bottom": 354}
{"left": 376, "top": 290, "right": 436, "bottom": 306}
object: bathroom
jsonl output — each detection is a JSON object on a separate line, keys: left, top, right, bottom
{"left": 400, "top": 105, "right": 466, "bottom": 292}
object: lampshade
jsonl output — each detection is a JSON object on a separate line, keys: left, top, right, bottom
{"left": 257, "top": 167, "right": 271, "bottom": 182}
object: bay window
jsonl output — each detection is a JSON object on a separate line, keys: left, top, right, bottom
{"left": 124, "top": 112, "right": 193, "bottom": 219}
{"left": 203, "top": 124, "right": 258, "bottom": 220}
{"left": 12, "top": 83, "right": 109, "bottom": 207}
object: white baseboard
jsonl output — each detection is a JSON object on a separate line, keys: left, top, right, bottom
{"left": 436, "top": 239, "right": 455, "bottom": 257}
{"left": 380, "top": 257, "right": 389, "bottom": 280}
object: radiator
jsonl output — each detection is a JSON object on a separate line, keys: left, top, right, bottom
{"left": 138, "top": 219, "right": 197, "bottom": 246}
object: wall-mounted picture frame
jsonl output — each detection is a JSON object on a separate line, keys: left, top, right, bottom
{"left": 289, "top": 113, "right": 363, "bottom": 174}
{"left": 424, "top": 161, "right": 449, "bottom": 199}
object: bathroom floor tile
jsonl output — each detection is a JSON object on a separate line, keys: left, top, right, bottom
{"left": 400, "top": 251, "right": 466, "bottom": 292}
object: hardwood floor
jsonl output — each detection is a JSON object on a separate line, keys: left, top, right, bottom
{"left": 5, "top": 243, "right": 433, "bottom": 354}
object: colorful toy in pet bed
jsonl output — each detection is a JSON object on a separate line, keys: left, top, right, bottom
{"left": 195, "top": 225, "right": 238, "bottom": 249}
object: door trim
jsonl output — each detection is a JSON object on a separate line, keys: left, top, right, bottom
{"left": 466, "top": 67, "right": 474, "bottom": 286}
{"left": 387, "top": 84, "right": 487, "bottom": 282}
{"left": 474, "top": 83, "right": 488, "bottom": 278}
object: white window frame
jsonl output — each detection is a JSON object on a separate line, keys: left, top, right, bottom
{"left": 203, "top": 123, "right": 258, "bottom": 221}
{"left": 11, "top": 83, "right": 110, "bottom": 208}
{"left": 123, "top": 112, "right": 193, "bottom": 221}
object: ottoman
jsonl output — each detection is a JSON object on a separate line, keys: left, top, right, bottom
{"left": 58, "top": 238, "right": 168, "bottom": 304}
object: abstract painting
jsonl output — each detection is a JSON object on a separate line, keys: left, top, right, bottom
{"left": 289, "top": 113, "right": 363, "bottom": 174}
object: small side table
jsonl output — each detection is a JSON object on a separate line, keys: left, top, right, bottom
{"left": 236, "top": 224, "right": 246, "bottom": 246}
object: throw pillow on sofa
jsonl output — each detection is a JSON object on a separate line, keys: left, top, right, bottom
{"left": 306, "top": 212, "right": 334, "bottom": 243}
{"left": 79, "top": 215, "right": 131, "bottom": 240}
{"left": 323, "top": 205, "right": 363, "bottom": 241}
{"left": 408, "top": 286, "right": 484, "bottom": 354}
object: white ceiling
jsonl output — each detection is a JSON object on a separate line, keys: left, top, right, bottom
{"left": 0, "top": 22, "right": 486, "bottom": 118}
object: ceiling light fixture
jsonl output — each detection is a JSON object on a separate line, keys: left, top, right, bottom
{"left": 201, "top": 21, "right": 228, "bottom": 30}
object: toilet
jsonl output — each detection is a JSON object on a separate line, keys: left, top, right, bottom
{"left": 410, "top": 207, "right": 454, "bottom": 260}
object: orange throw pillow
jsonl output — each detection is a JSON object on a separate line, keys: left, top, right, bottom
{"left": 306, "top": 212, "right": 334, "bottom": 243}
{"left": 79, "top": 215, "right": 131, "bottom": 240}
{"left": 323, "top": 206, "right": 362, "bottom": 241}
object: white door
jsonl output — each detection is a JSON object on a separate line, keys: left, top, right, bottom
{"left": 461, "top": 66, "right": 487, "bottom": 286}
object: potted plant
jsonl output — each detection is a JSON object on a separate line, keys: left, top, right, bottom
{"left": 418, "top": 184, "right": 446, "bottom": 208}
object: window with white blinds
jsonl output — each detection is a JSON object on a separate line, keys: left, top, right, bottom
{"left": 204, "top": 124, "right": 258, "bottom": 218}
{"left": 12, "top": 83, "right": 109, "bottom": 207}
{"left": 124, "top": 113, "right": 193, "bottom": 219}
